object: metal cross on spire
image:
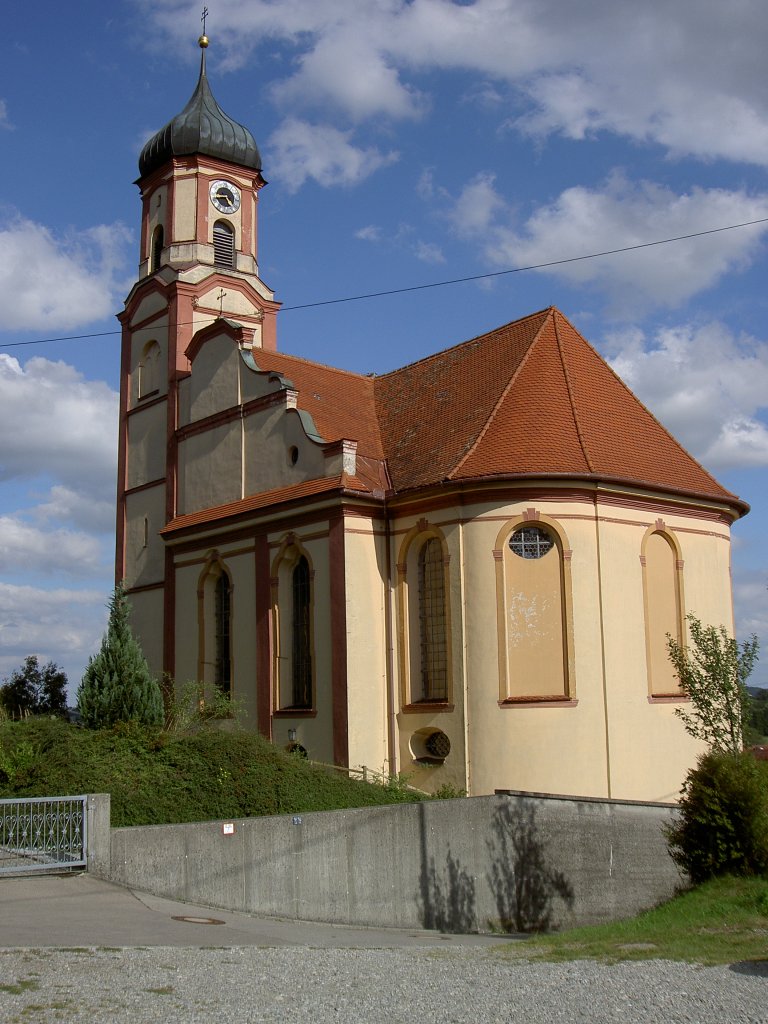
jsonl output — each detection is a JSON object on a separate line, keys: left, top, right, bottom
{"left": 201, "top": 6, "right": 209, "bottom": 35}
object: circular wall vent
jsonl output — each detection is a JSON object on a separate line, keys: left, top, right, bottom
{"left": 425, "top": 730, "right": 451, "bottom": 760}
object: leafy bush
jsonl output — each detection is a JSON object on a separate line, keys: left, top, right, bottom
{"left": 666, "top": 750, "right": 768, "bottom": 883}
{"left": 0, "top": 718, "right": 427, "bottom": 827}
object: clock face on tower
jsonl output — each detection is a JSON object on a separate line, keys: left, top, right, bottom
{"left": 209, "top": 179, "right": 241, "bottom": 214}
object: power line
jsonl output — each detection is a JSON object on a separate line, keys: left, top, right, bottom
{"left": 2, "top": 215, "right": 767, "bottom": 351}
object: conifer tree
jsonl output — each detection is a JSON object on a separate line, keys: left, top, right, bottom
{"left": 77, "top": 584, "right": 163, "bottom": 729}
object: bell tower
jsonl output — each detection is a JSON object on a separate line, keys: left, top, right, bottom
{"left": 115, "top": 32, "right": 279, "bottom": 678}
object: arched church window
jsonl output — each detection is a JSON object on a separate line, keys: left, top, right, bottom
{"left": 272, "top": 540, "right": 315, "bottom": 712}
{"left": 213, "top": 220, "right": 235, "bottom": 269}
{"left": 417, "top": 538, "right": 448, "bottom": 701}
{"left": 214, "top": 572, "right": 232, "bottom": 693}
{"left": 642, "top": 528, "right": 684, "bottom": 696}
{"left": 291, "top": 556, "right": 312, "bottom": 709}
{"left": 151, "top": 225, "right": 164, "bottom": 273}
{"left": 197, "top": 555, "right": 234, "bottom": 700}
{"left": 138, "top": 340, "right": 161, "bottom": 399}
{"left": 397, "top": 527, "right": 452, "bottom": 707}
{"left": 496, "top": 518, "right": 574, "bottom": 702}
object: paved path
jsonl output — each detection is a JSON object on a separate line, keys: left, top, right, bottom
{"left": 1, "top": 874, "right": 766, "bottom": 1024}
{"left": 0, "top": 872, "right": 509, "bottom": 948}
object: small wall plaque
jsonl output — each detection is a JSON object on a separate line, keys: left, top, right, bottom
{"left": 222, "top": 822, "right": 235, "bottom": 835}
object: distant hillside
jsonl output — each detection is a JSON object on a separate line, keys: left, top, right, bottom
{"left": 0, "top": 718, "right": 427, "bottom": 827}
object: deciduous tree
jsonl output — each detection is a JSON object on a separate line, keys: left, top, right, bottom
{"left": 667, "top": 614, "right": 759, "bottom": 755}
{"left": 0, "top": 656, "right": 68, "bottom": 718}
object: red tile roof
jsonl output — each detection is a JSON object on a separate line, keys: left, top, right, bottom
{"left": 244, "top": 307, "right": 744, "bottom": 514}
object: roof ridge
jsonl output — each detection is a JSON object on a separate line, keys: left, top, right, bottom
{"left": 553, "top": 310, "right": 740, "bottom": 501}
{"left": 553, "top": 312, "right": 596, "bottom": 474}
{"left": 447, "top": 310, "right": 552, "bottom": 480}
{"left": 376, "top": 306, "right": 555, "bottom": 380}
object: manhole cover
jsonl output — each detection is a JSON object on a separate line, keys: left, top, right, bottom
{"left": 171, "top": 915, "right": 225, "bottom": 925}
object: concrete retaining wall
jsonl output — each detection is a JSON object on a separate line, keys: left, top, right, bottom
{"left": 105, "top": 792, "right": 683, "bottom": 932}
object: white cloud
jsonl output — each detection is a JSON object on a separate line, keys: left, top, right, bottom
{"left": 0, "top": 355, "right": 118, "bottom": 500}
{"left": 0, "top": 516, "right": 106, "bottom": 577}
{"left": 0, "top": 99, "right": 12, "bottom": 130}
{"left": 148, "top": 0, "right": 768, "bottom": 166}
{"left": 605, "top": 321, "right": 768, "bottom": 470}
{"left": 268, "top": 118, "right": 399, "bottom": 192}
{"left": 0, "top": 584, "right": 109, "bottom": 694}
{"left": 413, "top": 240, "right": 445, "bottom": 264}
{"left": 33, "top": 485, "right": 115, "bottom": 535}
{"left": 356, "top": 225, "right": 382, "bottom": 242}
{"left": 0, "top": 217, "right": 131, "bottom": 330}
{"left": 448, "top": 172, "right": 768, "bottom": 311}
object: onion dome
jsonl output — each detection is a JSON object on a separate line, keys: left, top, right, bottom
{"left": 139, "top": 36, "right": 261, "bottom": 179}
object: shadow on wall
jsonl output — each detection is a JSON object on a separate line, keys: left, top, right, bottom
{"left": 486, "top": 797, "right": 574, "bottom": 932}
{"left": 419, "top": 844, "right": 478, "bottom": 933}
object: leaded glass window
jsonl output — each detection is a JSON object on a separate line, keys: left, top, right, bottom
{"left": 417, "top": 538, "right": 448, "bottom": 701}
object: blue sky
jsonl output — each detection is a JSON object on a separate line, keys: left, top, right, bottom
{"left": 1, "top": 0, "right": 767, "bottom": 693}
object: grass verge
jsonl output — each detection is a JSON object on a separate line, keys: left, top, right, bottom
{"left": 503, "top": 875, "right": 768, "bottom": 965}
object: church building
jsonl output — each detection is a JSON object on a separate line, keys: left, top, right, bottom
{"left": 117, "top": 36, "right": 747, "bottom": 801}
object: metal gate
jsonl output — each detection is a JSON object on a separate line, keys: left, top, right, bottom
{"left": 0, "top": 796, "right": 87, "bottom": 875}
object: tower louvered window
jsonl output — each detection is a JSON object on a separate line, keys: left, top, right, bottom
{"left": 213, "top": 220, "right": 235, "bottom": 269}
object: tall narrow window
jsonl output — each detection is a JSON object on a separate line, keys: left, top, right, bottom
{"left": 291, "top": 556, "right": 312, "bottom": 708}
{"left": 213, "top": 220, "right": 235, "bottom": 269}
{"left": 417, "top": 539, "right": 448, "bottom": 701}
{"left": 497, "top": 521, "right": 572, "bottom": 701}
{"left": 214, "top": 573, "right": 231, "bottom": 693}
{"left": 151, "top": 225, "right": 164, "bottom": 273}
{"left": 643, "top": 530, "right": 683, "bottom": 695}
{"left": 138, "top": 340, "right": 161, "bottom": 399}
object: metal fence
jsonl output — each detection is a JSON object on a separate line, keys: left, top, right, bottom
{"left": 0, "top": 796, "right": 87, "bottom": 875}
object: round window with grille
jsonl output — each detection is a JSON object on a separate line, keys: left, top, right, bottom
{"left": 509, "top": 526, "right": 554, "bottom": 559}
{"left": 424, "top": 730, "right": 451, "bottom": 760}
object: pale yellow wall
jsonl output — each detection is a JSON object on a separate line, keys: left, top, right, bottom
{"left": 385, "top": 493, "right": 733, "bottom": 803}
{"left": 130, "top": 299, "right": 168, "bottom": 334}
{"left": 344, "top": 523, "right": 390, "bottom": 775}
{"left": 124, "top": 486, "right": 166, "bottom": 590}
{"left": 173, "top": 562, "right": 201, "bottom": 689}
{"left": 172, "top": 176, "right": 197, "bottom": 241}
{"left": 126, "top": 587, "right": 165, "bottom": 682}
{"left": 188, "top": 337, "right": 242, "bottom": 422}
{"left": 126, "top": 402, "right": 167, "bottom": 489}
{"left": 602, "top": 507, "right": 731, "bottom": 801}
{"left": 391, "top": 512, "right": 468, "bottom": 795}
{"left": 269, "top": 527, "right": 334, "bottom": 763}
{"left": 129, "top": 320, "right": 168, "bottom": 408}
{"left": 199, "top": 285, "right": 260, "bottom": 318}
{"left": 243, "top": 406, "right": 326, "bottom": 494}
{"left": 177, "top": 423, "right": 242, "bottom": 514}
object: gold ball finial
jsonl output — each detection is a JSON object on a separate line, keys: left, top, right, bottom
{"left": 198, "top": 34, "right": 209, "bottom": 48}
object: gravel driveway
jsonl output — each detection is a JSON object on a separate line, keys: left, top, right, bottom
{"left": 1, "top": 946, "right": 766, "bottom": 1023}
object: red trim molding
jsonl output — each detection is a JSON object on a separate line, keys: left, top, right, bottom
{"left": 498, "top": 697, "right": 578, "bottom": 709}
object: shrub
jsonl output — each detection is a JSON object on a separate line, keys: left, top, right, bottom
{"left": 77, "top": 584, "right": 163, "bottom": 729}
{"left": 666, "top": 750, "right": 768, "bottom": 883}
